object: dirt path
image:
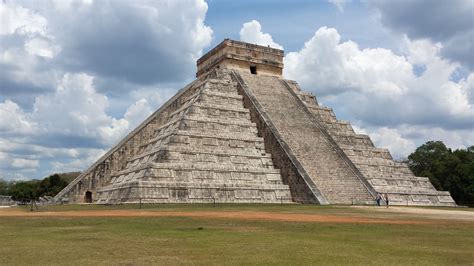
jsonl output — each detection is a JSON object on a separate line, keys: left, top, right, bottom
{"left": 0, "top": 208, "right": 433, "bottom": 225}
{"left": 353, "top": 206, "right": 474, "bottom": 221}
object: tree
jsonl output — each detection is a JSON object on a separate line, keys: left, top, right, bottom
{"left": 7, "top": 173, "right": 74, "bottom": 201}
{"left": 10, "top": 180, "right": 40, "bottom": 201}
{"left": 0, "top": 179, "right": 12, "bottom": 195}
{"left": 37, "top": 174, "right": 68, "bottom": 197}
{"left": 408, "top": 141, "right": 474, "bottom": 205}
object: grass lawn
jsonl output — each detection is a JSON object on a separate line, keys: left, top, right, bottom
{"left": 0, "top": 204, "right": 472, "bottom": 265}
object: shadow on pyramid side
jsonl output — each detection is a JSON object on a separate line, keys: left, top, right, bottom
{"left": 55, "top": 39, "right": 455, "bottom": 206}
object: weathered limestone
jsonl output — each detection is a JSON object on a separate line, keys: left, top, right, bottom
{"left": 55, "top": 39, "right": 455, "bottom": 206}
{"left": 197, "top": 39, "right": 283, "bottom": 78}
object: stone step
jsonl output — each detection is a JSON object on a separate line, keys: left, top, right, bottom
{"left": 131, "top": 143, "right": 270, "bottom": 163}
{"left": 113, "top": 161, "right": 283, "bottom": 177}
{"left": 111, "top": 171, "right": 288, "bottom": 187}
{"left": 99, "top": 180, "right": 291, "bottom": 192}
{"left": 142, "top": 128, "right": 263, "bottom": 149}
{"left": 178, "top": 117, "right": 258, "bottom": 135}
{"left": 184, "top": 114, "right": 255, "bottom": 127}
{"left": 96, "top": 180, "right": 293, "bottom": 204}
{"left": 201, "top": 89, "right": 243, "bottom": 100}
{"left": 190, "top": 102, "right": 250, "bottom": 114}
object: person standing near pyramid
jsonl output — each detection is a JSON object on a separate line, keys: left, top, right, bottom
{"left": 376, "top": 193, "right": 382, "bottom": 206}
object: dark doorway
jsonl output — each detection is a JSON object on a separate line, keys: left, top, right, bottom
{"left": 250, "top": 66, "right": 257, "bottom": 75}
{"left": 84, "top": 191, "right": 92, "bottom": 203}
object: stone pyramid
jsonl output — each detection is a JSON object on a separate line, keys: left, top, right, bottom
{"left": 55, "top": 39, "right": 455, "bottom": 206}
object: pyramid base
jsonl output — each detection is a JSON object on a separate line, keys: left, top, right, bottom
{"left": 96, "top": 181, "right": 293, "bottom": 204}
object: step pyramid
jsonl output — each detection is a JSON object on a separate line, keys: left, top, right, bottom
{"left": 55, "top": 39, "right": 455, "bottom": 206}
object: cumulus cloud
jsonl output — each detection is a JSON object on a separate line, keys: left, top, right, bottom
{"left": 0, "top": 3, "right": 48, "bottom": 35}
{"left": 19, "top": 72, "right": 157, "bottom": 148}
{"left": 0, "top": 71, "right": 157, "bottom": 180}
{"left": 50, "top": 148, "right": 106, "bottom": 174}
{"left": 0, "top": 0, "right": 213, "bottom": 180}
{"left": 0, "top": 0, "right": 213, "bottom": 107}
{"left": 123, "top": 98, "right": 153, "bottom": 130}
{"left": 44, "top": 0, "right": 212, "bottom": 85}
{"left": 284, "top": 26, "right": 474, "bottom": 158}
{"left": 285, "top": 27, "right": 473, "bottom": 128}
{"left": 239, "top": 20, "right": 283, "bottom": 50}
{"left": 0, "top": 151, "right": 39, "bottom": 180}
{"left": 366, "top": 127, "right": 417, "bottom": 159}
{"left": 362, "top": 124, "right": 474, "bottom": 159}
{"left": 370, "top": 0, "right": 474, "bottom": 69}
{"left": 0, "top": 100, "right": 37, "bottom": 134}
{"left": 0, "top": 3, "right": 59, "bottom": 106}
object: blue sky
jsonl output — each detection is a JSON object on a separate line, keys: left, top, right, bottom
{"left": 0, "top": 0, "right": 473, "bottom": 181}
{"left": 206, "top": 0, "right": 394, "bottom": 51}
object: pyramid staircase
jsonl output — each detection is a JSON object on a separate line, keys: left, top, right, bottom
{"left": 235, "top": 71, "right": 374, "bottom": 204}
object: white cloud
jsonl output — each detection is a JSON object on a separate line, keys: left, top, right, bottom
{"left": 239, "top": 20, "right": 283, "bottom": 50}
{"left": 0, "top": 0, "right": 214, "bottom": 180}
{"left": 0, "top": 71, "right": 167, "bottom": 179}
{"left": 404, "top": 38, "right": 442, "bottom": 65}
{"left": 123, "top": 98, "right": 153, "bottom": 130}
{"left": 0, "top": 3, "right": 61, "bottom": 109}
{"left": 327, "top": 0, "right": 349, "bottom": 12}
{"left": 0, "top": 152, "right": 39, "bottom": 172}
{"left": 0, "top": 100, "right": 37, "bottom": 134}
{"left": 33, "top": 73, "right": 114, "bottom": 138}
{"left": 370, "top": 0, "right": 474, "bottom": 69}
{"left": 0, "top": 0, "right": 213, "bottom": 107}
{"left": 361, "top": 124, "right": 474, "bottom": 159}
{"left": 11, "top": 158, "right": 39, "bottom": 169}
{"left": 366, "top": 127, "right": 416, "bottom": 159}
{"left": 24, "top": 37, "right": 61, "bottom": 58}
{"left": 38, "top": 0, "right": 212, "bottom": 84}
{"left": 50, "top": 148, "right": 106, "bottom": 174}
{"left": 285, "top": 27, "right": 413, "bottom": 96}
{"left": 0, "top": 3, "right": 48, "bottom": 35}
{"left": 284, "top": 26, "right": 474, "bottom": 158}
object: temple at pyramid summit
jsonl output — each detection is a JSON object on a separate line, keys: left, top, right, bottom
{"left": 54, "top": 39, "right": 455, "bottom": 206}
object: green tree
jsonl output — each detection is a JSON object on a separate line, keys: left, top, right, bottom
{"left": 8, "top": 173, "right": 73, "bottom": 201}
{"left": 0, "top": 179, "right": 12, "bottom": 195}
{"left": 37, "top": 174, "right": 68, "bottom": 197}
{"left": 10, "top": 180, "right": 40, "bottom": 201}
{"left": 408, "top": 141, "right": 474, "bottom": 205}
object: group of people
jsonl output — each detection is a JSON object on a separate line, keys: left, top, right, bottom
{"left": 375, "top": 193, "right": 389, "bottom": 207}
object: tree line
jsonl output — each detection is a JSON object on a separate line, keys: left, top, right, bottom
{"left": 407, "top": 141, "right": 474, "bottom": 206}
{"left": 0, "top": 172, "right": 80, "bottom": 201}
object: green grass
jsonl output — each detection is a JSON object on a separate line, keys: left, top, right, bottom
{"left": 1, "top": 205, "right": 473, "bottom": 265}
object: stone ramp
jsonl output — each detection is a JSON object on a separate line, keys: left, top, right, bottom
{"left": 236, "top": 71, "right": 374, "bottom": 204}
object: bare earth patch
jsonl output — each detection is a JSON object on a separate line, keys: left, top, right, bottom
{"left": 0, "top": 208, "right": 436, "bottom": 225}
{"left": 352, "top": 206, "right": 474, "bottom": 221}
